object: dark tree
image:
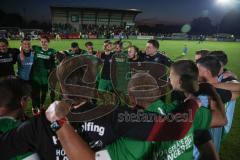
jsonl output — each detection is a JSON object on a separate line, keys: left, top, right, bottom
{"left": 0, "top": 10, "right": 7, "bottom": 27}
{"left": 190, "top": 17, "right": 214, "bottom": 35}
{"left": 219, "top": 10, "right": 240, "bottom": 35}
{"left": 4, "top": 13, "right": 25, "bottom": 27}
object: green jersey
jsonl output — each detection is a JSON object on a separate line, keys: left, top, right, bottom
{"left": 106, "top": 100, "right": 178, "bottom": 160}
{"left": 0, "top": 117, "right": 34, "bottom": 160}
{"left": 0, "top": 117, "right": 21, "bottom": 132}
{"left": 146, "top": 107, "right": 212, "bottom": 160}
{"left": 31, "top": 46, "right": 56, "bottom": 85}
{"left": 107, "top": 101, "right": 212, "bottom": 160}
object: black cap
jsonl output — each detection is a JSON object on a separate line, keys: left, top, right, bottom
{"left": 71, "top": 42, "right": 79, "bottom": 48}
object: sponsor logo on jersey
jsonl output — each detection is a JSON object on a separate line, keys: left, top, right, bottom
{"left": 89, "top": 140, "right": 104, "bottom": 148}
{"left": 22, "top": 62, "right": 33, "bottom": 66}
{"left": 152, "top": 134, "right": 193, "bottom": 160}
{"left": 0, "top": 57, "right": 13, "bottom": 63}
{"left": 82, "top": 122, "right": 105, "bottom": 136}
{"left": 37, "top": 53, "right": 50, "bottom": 59}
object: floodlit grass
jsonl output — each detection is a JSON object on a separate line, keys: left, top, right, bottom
{"left": 8, "top": 39, "right": 240, "bottom": 160}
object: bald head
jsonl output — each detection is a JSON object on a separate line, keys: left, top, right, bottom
{"left": 128, "top": 72, "right": 160, "bottom": 107}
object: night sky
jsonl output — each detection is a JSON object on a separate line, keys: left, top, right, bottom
{"left": 1, "top": 0, "right": 239, "bottom": 25}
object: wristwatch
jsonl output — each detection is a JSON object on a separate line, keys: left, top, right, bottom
{"left": 50, "top": 117, "right": 67, "bottom": 132}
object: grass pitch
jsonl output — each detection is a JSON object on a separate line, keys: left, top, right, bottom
{"left": 8, "top": 39, "right": 240, "bottom": 160}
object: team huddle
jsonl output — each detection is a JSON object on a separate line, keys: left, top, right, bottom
{"left": 0, "top": 36, "right": 239, "bottom": 160}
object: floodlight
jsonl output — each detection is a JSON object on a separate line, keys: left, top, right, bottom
{"left": 216, "top": 0, "right": 233, "bottom": 5}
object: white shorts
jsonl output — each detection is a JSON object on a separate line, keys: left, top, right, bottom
{"left": 95, "top": 149, "right": 112, "bottom": 160}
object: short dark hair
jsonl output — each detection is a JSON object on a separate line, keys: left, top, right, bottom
{"left": 195, "top": 50, "right": 210, "bottom": 57}
{"left": 147, "top": 39, "right": 159, "bottom": 49}
{"left": 0, "top": 77, "right": 31, "bottom": 112}
{"left": 129, "top": 45, "right": 139, "bottom": 53}
{"left": 196, "top": 56, "right": 221, "bottom": 77}
{"left": 210, "top": 51, "right": 228, "bottom": 66}
{"left": 171, "top": 60, "right": 199, "bottom": 93}
{"left": 113, "top": 40, "right": 123, "bottom": 48}
{"left": 104, "top": 40, "right": 112, "bottom": 45}
{"left": 71, "top": 42, "right": 79, "bottom": 48}
{"left": 0, "top": 38, "right": 9, "bottom": 45}
{"left": 85, "top": 41, "right": 93, "bottom": 47}
{"left": 40, "top": 35, "right": 50, "bottom": 42}
{"left": 21, "top": 37, "right": 31, "bottom": 43}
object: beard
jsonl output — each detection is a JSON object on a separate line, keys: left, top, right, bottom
{"left": 198, "top": 76, "right": 207, "bottom": 83}
{"left": 23, "top": 50, "right": 31, "bottom": 56}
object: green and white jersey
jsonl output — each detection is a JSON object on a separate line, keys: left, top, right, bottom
{"left": 107, "top": 101, "right": 212, "bottom": 160}
{"left": 31, "top": 45, "right": 56, "bottom": 85}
